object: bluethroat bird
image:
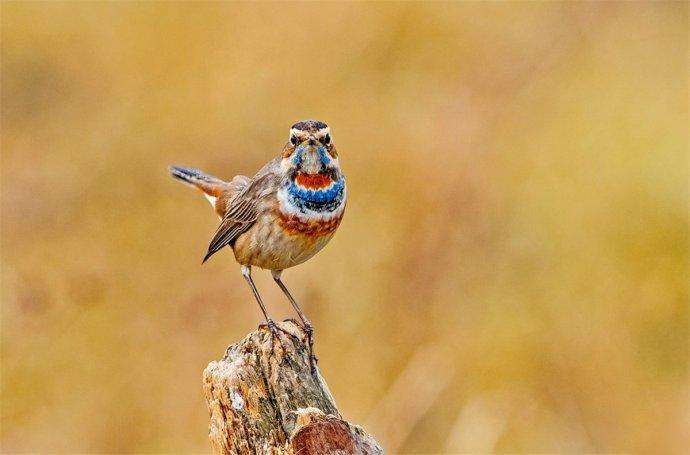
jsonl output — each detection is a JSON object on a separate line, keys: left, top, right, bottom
{"left": 170, "top": 120, "right": 346, "bottom": 359}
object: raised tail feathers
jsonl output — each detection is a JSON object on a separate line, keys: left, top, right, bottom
{"left": 170, "top": 165, "right": 253, "bottom": 263}
{"left": 169, "top": 165, "right": 228, "bottom": 198}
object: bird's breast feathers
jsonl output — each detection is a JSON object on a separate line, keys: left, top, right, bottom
{"left": 276, "top": 172, "right": 346, "bottom": 238}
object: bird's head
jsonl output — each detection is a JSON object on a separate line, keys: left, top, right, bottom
{"left": 281, "top": 120, "right": 339, "bottom": 178}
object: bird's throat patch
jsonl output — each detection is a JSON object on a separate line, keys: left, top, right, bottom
{"left": 286, "top": 174, "right": 345, "bottom": 213}
{"left": 294, "top": 172, "right": 333, "bottom": 189}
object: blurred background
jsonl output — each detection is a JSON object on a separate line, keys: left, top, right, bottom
{"left": 1, "top": 2, "right": 687, "bottom": 453}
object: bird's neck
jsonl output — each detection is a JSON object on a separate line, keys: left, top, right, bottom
{"left": 278, "top": 169, "right": 346, "bottom": 218}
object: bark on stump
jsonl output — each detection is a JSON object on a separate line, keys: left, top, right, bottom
{"left": 203, "top": 319, "right": 383, "bottom": 454}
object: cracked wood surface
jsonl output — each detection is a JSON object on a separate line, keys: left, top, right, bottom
{"left": 203, "top": 319, "right": 383, "bottom": 454}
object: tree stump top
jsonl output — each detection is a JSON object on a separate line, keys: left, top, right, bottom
{"left": 202, "top": 320, "right": 383, "bottom": 454}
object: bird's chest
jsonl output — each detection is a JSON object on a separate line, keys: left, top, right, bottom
{"left": 233, "top": 178, "right": 346, "bottom": 270}
{"left": 233, "top": 211, "right": 343, "bottom": 270}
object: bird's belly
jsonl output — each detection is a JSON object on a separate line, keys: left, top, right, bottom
{"left": 232, "top": 211, "right": 342, "bottom": 270}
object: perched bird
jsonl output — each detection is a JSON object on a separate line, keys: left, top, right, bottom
{"left": 170, "top": 120, "right": 346, "bottom": 355}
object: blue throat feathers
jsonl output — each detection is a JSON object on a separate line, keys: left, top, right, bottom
{"left": 288, "top": 146, "right": 344, "bottom": 212}
{"left": 287, "top": 178, "right": 344, "bottom": 212}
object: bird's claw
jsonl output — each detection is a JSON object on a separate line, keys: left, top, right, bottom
{"left": 266, "top": 320, "right": 280, "bottom": 335}
{"left": 262, "top": 321, "right": 284, "bottom": 359}
{"left": 265, "top": 319, "right": 300, "bottom": 346}
{"left": 264, "top": 319, "right": 318, "bottom": 373}
{"left": 301, "top": 323, "right": 318, "bottom": 374}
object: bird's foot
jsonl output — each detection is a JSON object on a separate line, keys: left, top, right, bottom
{"left": 263, "top": 320, "right": 286, "bottom": 354}
{"left": 271, "top": 319, "right": 302, "bottom": 343}
{"left": 302, "top": 323, "right": 318, "bottom": 374}
{"left": 276, "top": 318, "right": 318, "bottom": 373}
{"left": 264, "top": 320, "right": 300, "bottom": 349}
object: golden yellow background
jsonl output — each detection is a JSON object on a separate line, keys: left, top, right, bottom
{"left": 2, "top": 2, "right": 687, "bottom": 453}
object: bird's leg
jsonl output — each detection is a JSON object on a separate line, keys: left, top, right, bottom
{"left": 271, "top": 270, "right": 313, "bottom": 333}
{"left": 271, "top": 270, "right": 317, "bottom": 370}
{"left": 241, "top": 266, "right": 274, "bottom": 326}
{"left": 241, "top": 265, "right": 281, "bottom": 346}
{"left": 241, "top": 266, "right": 295, "bottom": 346}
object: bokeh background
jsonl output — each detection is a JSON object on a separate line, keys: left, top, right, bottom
{"left": 2, "top": 2, "right": 687, "bottom": 453}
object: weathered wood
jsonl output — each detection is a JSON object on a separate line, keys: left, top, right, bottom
{"left": 203, "top": 319, "right": 383, "bottom": 454}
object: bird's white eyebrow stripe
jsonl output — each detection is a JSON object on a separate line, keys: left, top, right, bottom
{"left": 290, "top": 127, "right": 331, "bottom": 138}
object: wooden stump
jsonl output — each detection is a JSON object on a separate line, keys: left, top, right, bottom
{"left": 202, "top": 319, "right": 383, "bottom": 454}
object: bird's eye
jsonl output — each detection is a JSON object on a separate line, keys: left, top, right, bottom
{"left": 323, "top": 133, "right": 331, "bottom": 144}
{"left": 290, "top": 135, "right": 298, "bottom": 145}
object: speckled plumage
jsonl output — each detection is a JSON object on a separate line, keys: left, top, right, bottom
{"left": 170, "top": 120, "right": 346, "bottom": 357}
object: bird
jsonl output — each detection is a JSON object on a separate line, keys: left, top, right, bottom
{"left": 169, "top": 119, "right": 346, "bottom": 359}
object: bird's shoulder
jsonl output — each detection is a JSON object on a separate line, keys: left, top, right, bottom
{"left": 249, "top": 156, "right": 282, "bottom": 193}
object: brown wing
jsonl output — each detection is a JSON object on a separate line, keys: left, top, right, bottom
{"left": 213, "top": 175, "right": 250, "bottom": 217}
{"left": 202, "top": 159, "right": 280, "bottom": 263}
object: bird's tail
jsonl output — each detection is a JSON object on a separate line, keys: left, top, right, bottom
{"left": 169, "top": 165, "right": 228, "bottom": 198}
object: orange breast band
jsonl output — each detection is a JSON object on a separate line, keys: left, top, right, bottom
{"left": 278, "top": 212, "right": 343, "bottom": 237}
{"left": 294, "top": 172, "right": 333, "bottom": 189}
